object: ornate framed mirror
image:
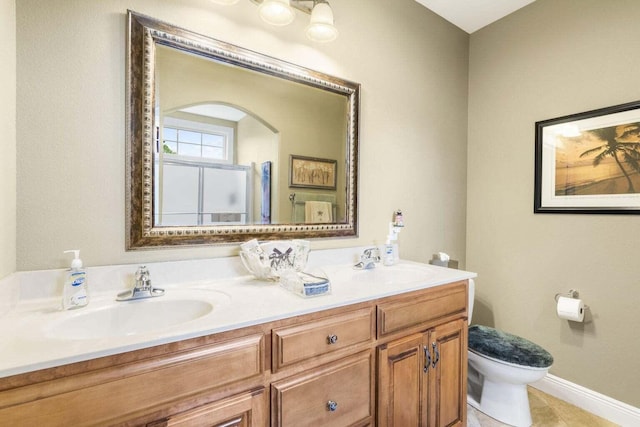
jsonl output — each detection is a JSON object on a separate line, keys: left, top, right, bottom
{"left": 126, "top": 11, "right": 359, "bottom": 248}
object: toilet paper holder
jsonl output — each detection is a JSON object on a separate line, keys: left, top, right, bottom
{"left": 554, "top": 289, "right": 579, "bottom": 302}
{"left": 554, "top": 289, "right": 589, "bottom": 310}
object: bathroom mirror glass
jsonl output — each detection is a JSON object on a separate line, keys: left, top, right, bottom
{"left": 126, "top": 11, "right": 359, "bottom": 248}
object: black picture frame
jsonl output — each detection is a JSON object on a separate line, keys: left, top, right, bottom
{"left": 534, "top": 100, "right": 640, "bottom": 214}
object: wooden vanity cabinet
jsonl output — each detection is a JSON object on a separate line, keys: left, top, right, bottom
{"left": 377, "top": 320, "right": 466, "bottom": 427}
{"left": 376, "top": 282, "right": 468, "bottom": 427}
{"left": 0, "top": 279, "right": 468, "bottom": 427}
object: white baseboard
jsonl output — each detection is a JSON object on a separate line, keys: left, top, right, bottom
{"left": 530, "top": 374, "right": 640, "bottom": 427}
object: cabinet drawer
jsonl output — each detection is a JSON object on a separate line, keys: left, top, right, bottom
{"left": 377, "top": 282, "right": 467, "bottom": 337}
{"left": 272, "top": 308, "right": 374, "bottom": 371}
{"left": 0, "top": 333, "right": 265, "bottom": 426}
{"left": 158, "top": 388, "right": 266, "bottom": 427}
{"left": 271, "top": 352, "right": 372, "bottom": 427}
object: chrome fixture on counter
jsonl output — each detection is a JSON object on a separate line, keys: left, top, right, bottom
{"left": 116, "top": 266, "right": 165, "bottom": 301}
{"left": 354, "top": 247, "right": 381, "bottom": 270}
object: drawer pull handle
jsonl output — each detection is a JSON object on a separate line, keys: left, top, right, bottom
{"left": 218, "top": 417, "right": 243, "bottom": 427}
{"left": 327, "top": 334, "right": 339, "bottom": 344}
{"left": 432, "top": 342, "right": 440, "bottom": 368}
{"left": 327, "top": 400, "right": 338, "bottom": 412}
{"left": 423, "top": 345, "right": 431, "bottom": 373}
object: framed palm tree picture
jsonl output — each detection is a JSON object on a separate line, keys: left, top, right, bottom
{"left": 535, "top": 100, "right": 640, "bottom": 214}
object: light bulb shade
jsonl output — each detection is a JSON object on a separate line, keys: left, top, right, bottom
{"left": 306, "top": 2, "right": 338, "bottom": 42}
{"left": 259, "top": 0, "right": 295, "bottom": 26}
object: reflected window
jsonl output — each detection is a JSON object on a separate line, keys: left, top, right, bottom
{"left": 161, "top": 115, "right": 235, "bottom": 163}
{"left": 155, "top": 111, "right": 252, "bottom": 226}
{"left": 162, "top": 126, "right": 227, "bottom": 160}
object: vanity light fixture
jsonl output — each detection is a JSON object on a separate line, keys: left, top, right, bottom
{"left": 237, "top": 0, "right": 338, "bottom": 42}
{"left": 258, "top": 0, "right": 295, "bottom": 26}
{"left": 306, "top": 1, "right": 338, "bottom": 42}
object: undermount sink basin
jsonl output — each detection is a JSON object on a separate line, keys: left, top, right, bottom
{"left": 44, "top": 293, "right": 224, "bottom": 340}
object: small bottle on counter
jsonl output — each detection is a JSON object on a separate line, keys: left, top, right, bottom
{"left": 383, "top": 238, "right": 395, "bottom": 266}
{"left": 62, "top": 250, "right": 89, "bottom": 310}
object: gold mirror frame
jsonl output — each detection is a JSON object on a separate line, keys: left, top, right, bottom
{"left": 126, "top": 11, "right": 359, "bottom": 249}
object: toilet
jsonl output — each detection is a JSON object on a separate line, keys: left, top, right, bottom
{"left": 467, "top": 280, "right": 553, "bottom": 427}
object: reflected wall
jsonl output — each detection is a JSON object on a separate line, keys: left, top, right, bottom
{"left": 156, "top": 45, "right": 348, "bottom": 226}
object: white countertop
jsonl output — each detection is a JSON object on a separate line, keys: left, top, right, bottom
{"left": 0, "top": 250, "right": 475, "bottom": 378}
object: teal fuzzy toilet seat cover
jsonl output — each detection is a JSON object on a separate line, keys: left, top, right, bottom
{"left": 468, "top": 325, "right": 553, "bottom": 368}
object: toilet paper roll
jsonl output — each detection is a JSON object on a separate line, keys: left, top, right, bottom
{"left": 556, "top": 296, "right": 585, "bottom": 322}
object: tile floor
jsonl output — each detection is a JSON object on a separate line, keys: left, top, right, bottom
{"left": 467, "top": 387, "right": 620, "bottom": 427}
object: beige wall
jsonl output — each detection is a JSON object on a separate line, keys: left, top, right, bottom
{"left": 0, "top": 0, "right": 16, "bottom": 279}
{"left": 15, "top": 0, "right": 469, "bottom": 270}
{"left": 467, "top": 0, "right": 640, "bottom": 407}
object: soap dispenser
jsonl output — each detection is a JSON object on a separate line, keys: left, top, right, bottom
{"left": 383, "top": 237, "right": 395, "bottom": 266}
{"left": 383, "top": 211, "right": 404, "bottom": 266}
{"left": 62, "top": 250, "right": 89, "bottom": 310}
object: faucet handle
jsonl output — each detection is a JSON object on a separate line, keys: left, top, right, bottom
{"left": 117, "top": 266, "right": 163, "bottom": 301}
{"left": 135, "top": 266, "right": 151, "bottom": 288}
{"left": 362, "top": 247, "right": 380, "bottom": 262}
{"left": 353, "top": 247, "right": 380, "bottom": 270}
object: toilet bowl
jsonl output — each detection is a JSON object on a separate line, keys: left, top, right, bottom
{"left": 467, "top": 280, "right": 553, "bottom": 427}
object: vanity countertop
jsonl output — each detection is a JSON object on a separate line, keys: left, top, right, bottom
{"left": 0, "top": 253, "right": 476, "bottom": 379}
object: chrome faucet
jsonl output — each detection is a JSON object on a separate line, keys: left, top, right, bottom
{"left": 354, "top": 247, "right": 381, "bottom": 270}
{"left": 116, "top": 266, "right": 165, "bottom": 301}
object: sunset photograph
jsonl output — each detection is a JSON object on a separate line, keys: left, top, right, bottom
{"left": 555, "top": 122, "right": 640, "bottom": 196}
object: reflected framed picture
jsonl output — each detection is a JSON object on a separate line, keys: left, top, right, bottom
{"left": 289, "top": 155, "right": 337, "bottom": 190}
{"left": 261, "top": 161, "right": 271, "bottom": 224}
{"left": 534, "top": 100, "right": 640, "bottom": 214}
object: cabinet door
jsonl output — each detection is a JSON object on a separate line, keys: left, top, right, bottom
{"left": 377, "top": 333, "right": 429, "bottom": 427}
{"left": 427, "top": 319, "right": 467, "bottom": 427}
{"left": 151, "top": 388, "right": 267, "bottom": 427}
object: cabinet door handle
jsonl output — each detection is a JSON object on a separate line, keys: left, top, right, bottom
{"left": 423, "top": 345, "right": 431, "bottom": 373}
{"left": 327, "top": 334, "right": 338, "bottom": 344}
{"left": 327, "top": 400, "right": 338, "bottom": 412}
{"left": 431, "top": 342, "right": 440, "bottom": 368}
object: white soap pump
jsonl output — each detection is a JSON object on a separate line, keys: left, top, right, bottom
{"left": 62, "top": 250, "right": 89, "bottom": 310}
